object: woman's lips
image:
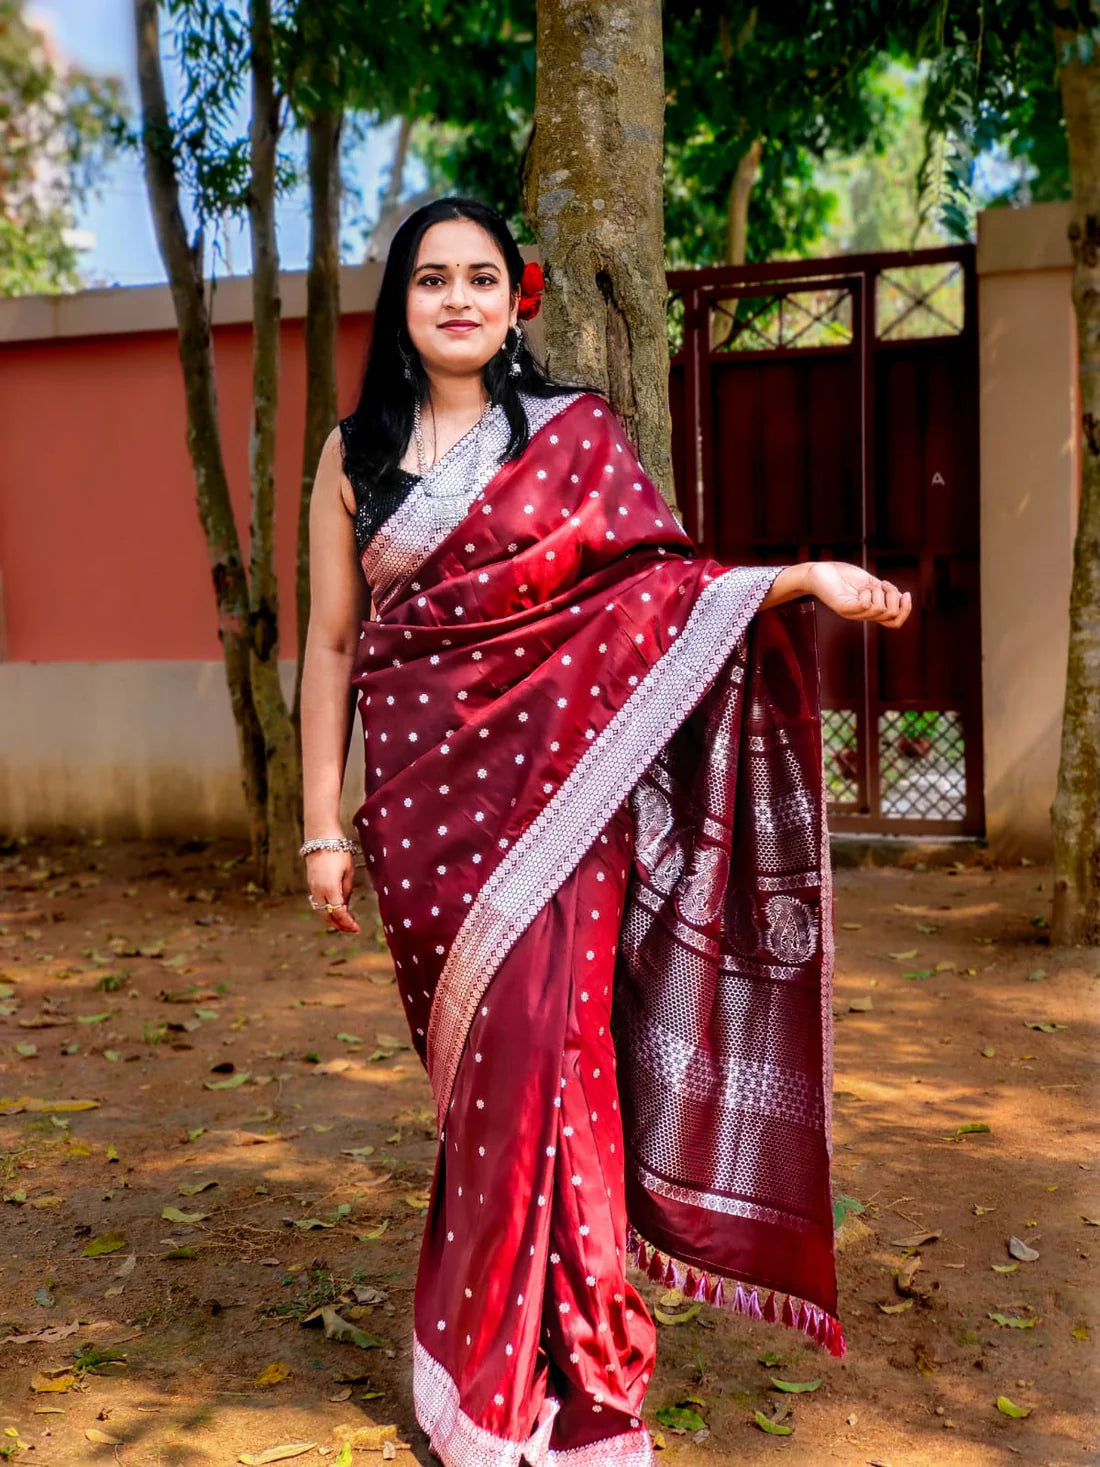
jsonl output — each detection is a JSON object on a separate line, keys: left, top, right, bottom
{"left": 439, "top": 322, "right": 479, "bottom": 332}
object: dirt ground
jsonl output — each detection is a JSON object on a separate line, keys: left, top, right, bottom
{"left": 0, "top": 834, "right": 1096, "bottom": 1467}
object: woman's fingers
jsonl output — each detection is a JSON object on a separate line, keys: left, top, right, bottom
{"left": 310, "top": 884, "right": 359, "bottom": 933}
{"left": 856, "top": 576, "right": 912, "bottom": 626}
{"left": 874, "top": 581, "right": 911, "bottom": 627}
{"left": 306, "top": 852, "right": 360, "bottom": 934}
{"left": 329, "top": 902, "right": 360, "bottom": 934}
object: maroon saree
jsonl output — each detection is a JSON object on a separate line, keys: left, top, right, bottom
{"left": 350, "top": 390, "right": 841, "bottom": 1467}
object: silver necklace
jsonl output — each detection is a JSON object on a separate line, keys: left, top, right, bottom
{"left": 413, "top": 395, "right": 494, "bottom": 500}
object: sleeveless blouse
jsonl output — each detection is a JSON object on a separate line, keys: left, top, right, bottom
{"left": 338, "top": 416, "right": 421, "bottom": 554}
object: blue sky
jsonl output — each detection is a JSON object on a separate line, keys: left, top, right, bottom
{"left": 28, "top": 0, "right": 410, "bottom": 288}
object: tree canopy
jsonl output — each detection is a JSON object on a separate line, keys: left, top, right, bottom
{"left": 0, "top": 0, "right": 124, "bottom": 295}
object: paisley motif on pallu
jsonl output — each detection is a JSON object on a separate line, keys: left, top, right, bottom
{"left": 613, "top": 604, "right": 843, "bottom": 1354}
{"left": 350, "top": 388, "right": 843, "bottom": 1467}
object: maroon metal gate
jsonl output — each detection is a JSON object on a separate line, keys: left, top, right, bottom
{"left": 668, "top": 246, "right": 983, "bottom": 837}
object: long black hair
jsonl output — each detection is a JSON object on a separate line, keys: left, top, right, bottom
{"left": 341, "top": 196, "right": 598, "bottom": 493}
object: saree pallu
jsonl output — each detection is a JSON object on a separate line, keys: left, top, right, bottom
{"left": 350, "top": 390, "right": 842, "bottom": 1467}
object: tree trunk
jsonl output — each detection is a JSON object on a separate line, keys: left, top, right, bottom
{"left": 727, "top": 137, "right": 761, "bottom": 266}
{"left": 709, "top": 136, "right": 763, "bottom": 351}
{"left": 380, "top": 113, "right": 411, "bottom": 219}
{"left": 1052, "top": 28, "right": 1100, "bottom": 946}
{"left": 294, "top": 102, "right": 343, "bottom": 730}
{"left": 132, "top": 0, "right": 267, "bottom": 860}
{"left": 524, "top": 0, "right": 674, "bottom": 505}
{"left": 247, "top": 0, "right": 301, "bottom": 892}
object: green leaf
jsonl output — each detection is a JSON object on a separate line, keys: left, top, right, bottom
{"left": 757, "top": 1351, "right": 784, "bottom": 1367}
{"left": 770, "top": 1378, "right": 821, "bottom": 1393}
{"left": 832, "top": 1193, "right": 866, "bottom": 1229}
{"left": 989, "top": 1311, "right": 1039, "bottom": 1329}
{"left": 902, "top": 969, "right": 935, "bottom": 980}
{"left": 996, "top": 1395, "right": 1032, "bottom": 1418}
{"left": 162, "top": 1206, "right": 209, "bottom": 1223}
{"left": 753, "top": 1410, "right": 793, "bottom": 1435}
{"left": 944, "top": 1122, "right": 991, "bottom": 1141}
{"left": 655, "top": 1404, "right": 706, "bottom": 1433}
{"left": 76, "top": 1012, "right": 112, "bottom": 1024}
{"left": 82, "top": 1230, "right": 126, "bottom": 1257}
{"left": 204, "top": 1071, "right": 250, "bottom": 1089}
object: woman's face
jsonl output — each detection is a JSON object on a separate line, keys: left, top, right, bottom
{"left": 405, "top": 219, "right": 518, "bottom": 381}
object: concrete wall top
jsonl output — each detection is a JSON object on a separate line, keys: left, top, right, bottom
{"left": 0, "top": 245, "right": 544, "bottom": 347}
{"left": 0, "top": 261, "right": 386, "bottom": 345}
{"left": 977, "top": 201, "right": 1072, "bottom": 277}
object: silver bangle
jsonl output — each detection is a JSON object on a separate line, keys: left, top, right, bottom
{"left": 299, "top": 836, "right": 358, "bottom": 858}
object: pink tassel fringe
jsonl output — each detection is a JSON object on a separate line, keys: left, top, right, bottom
{"left": 625, "top": 1228, "right": 846, "bottom": 1358}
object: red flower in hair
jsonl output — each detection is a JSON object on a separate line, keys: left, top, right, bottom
{"left": 517, "top": 261, "right": 545, "bottom": 320}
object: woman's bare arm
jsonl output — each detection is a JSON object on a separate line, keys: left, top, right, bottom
{"left": 299, "top": 428, "right": 370, "bottom": 932}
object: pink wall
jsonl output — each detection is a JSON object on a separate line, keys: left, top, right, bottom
{"left": 0, "top": 314, "right": 373, "bottom": 661}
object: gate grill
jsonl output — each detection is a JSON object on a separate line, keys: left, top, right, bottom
{"left": 668, "top": 246, "right": 983, "bottom": 837}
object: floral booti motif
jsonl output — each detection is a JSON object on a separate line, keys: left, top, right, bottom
{"left": 352, "top": 392, "right": 843, "bottom": 1467}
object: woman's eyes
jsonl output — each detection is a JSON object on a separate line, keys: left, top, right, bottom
{"left": 418, "top": 274, "right": 499, "bottom": 288}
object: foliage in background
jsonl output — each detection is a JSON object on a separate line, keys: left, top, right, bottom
{"left": 661, "top": 1, "right": 890, "bottom": 266}
{"left": 0, "top": 0, "right": 124, "bottom": 295}
{"left": 896, "top": 0, "right": 1069, "bottom": 236}
{"left": 815, "top": 60, "right": 950, "bottom": 254}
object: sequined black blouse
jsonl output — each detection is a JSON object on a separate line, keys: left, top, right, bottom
{"left": 338, "top": 416, "right": 421, "bottom": 554}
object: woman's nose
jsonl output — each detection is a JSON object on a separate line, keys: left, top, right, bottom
{"left": 443, "top": 278, "right": 471, "bottom": 308}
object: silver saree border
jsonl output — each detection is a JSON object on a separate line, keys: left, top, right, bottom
{"left": 413, "top": 1336, "right": 654, "bottom": 1467}
{"left": 425, "top": 564, "right": 781, "bottom": 1129}
{"left": 362, "top": 390, "right": 586, "bottom": 611}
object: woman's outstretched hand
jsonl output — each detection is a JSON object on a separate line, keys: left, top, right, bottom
{"left": 804, "top": 561, "right": 911, "bottom": 627}
{"left": 305, "top": 850, "right": 360, "bottom": 934}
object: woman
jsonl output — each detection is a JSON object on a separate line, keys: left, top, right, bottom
{"left": 300, "top": 196, "right": 910, "bottom": 1467}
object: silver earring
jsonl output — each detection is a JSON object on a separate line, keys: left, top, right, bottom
{"left": 398, "top": 342, "right": 415, "bottom": 384}
{"left": 508, "top": 328, "right": 523, "bottom": 377}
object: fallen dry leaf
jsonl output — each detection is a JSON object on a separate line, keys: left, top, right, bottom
{"left": 877, "top": 1299, "right": 914, "bottom": 1314}
{"left": 0, "top": 1096, "right": 99, "bottom": 1116}
{"left": 255, "top": 1362, "right": 291, "bottom": 1387}
{"left": 31, "top": 1370, "right": 76, "bottom": 1393}
{"left": 1007, "top": 1235, "right": 1040, "bottom": 1262}
{"left": 332, "top": 1423, "right": 407, "bottom": 1451}
{"left": 3, "top": 1322, "right": 81, "bottom": 1345}
{"left": 891, "top": 1230, "right": 941, "bottom": 1249}
{"left": 239, "top": 1446, "right": 317, "bottom": 1466}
